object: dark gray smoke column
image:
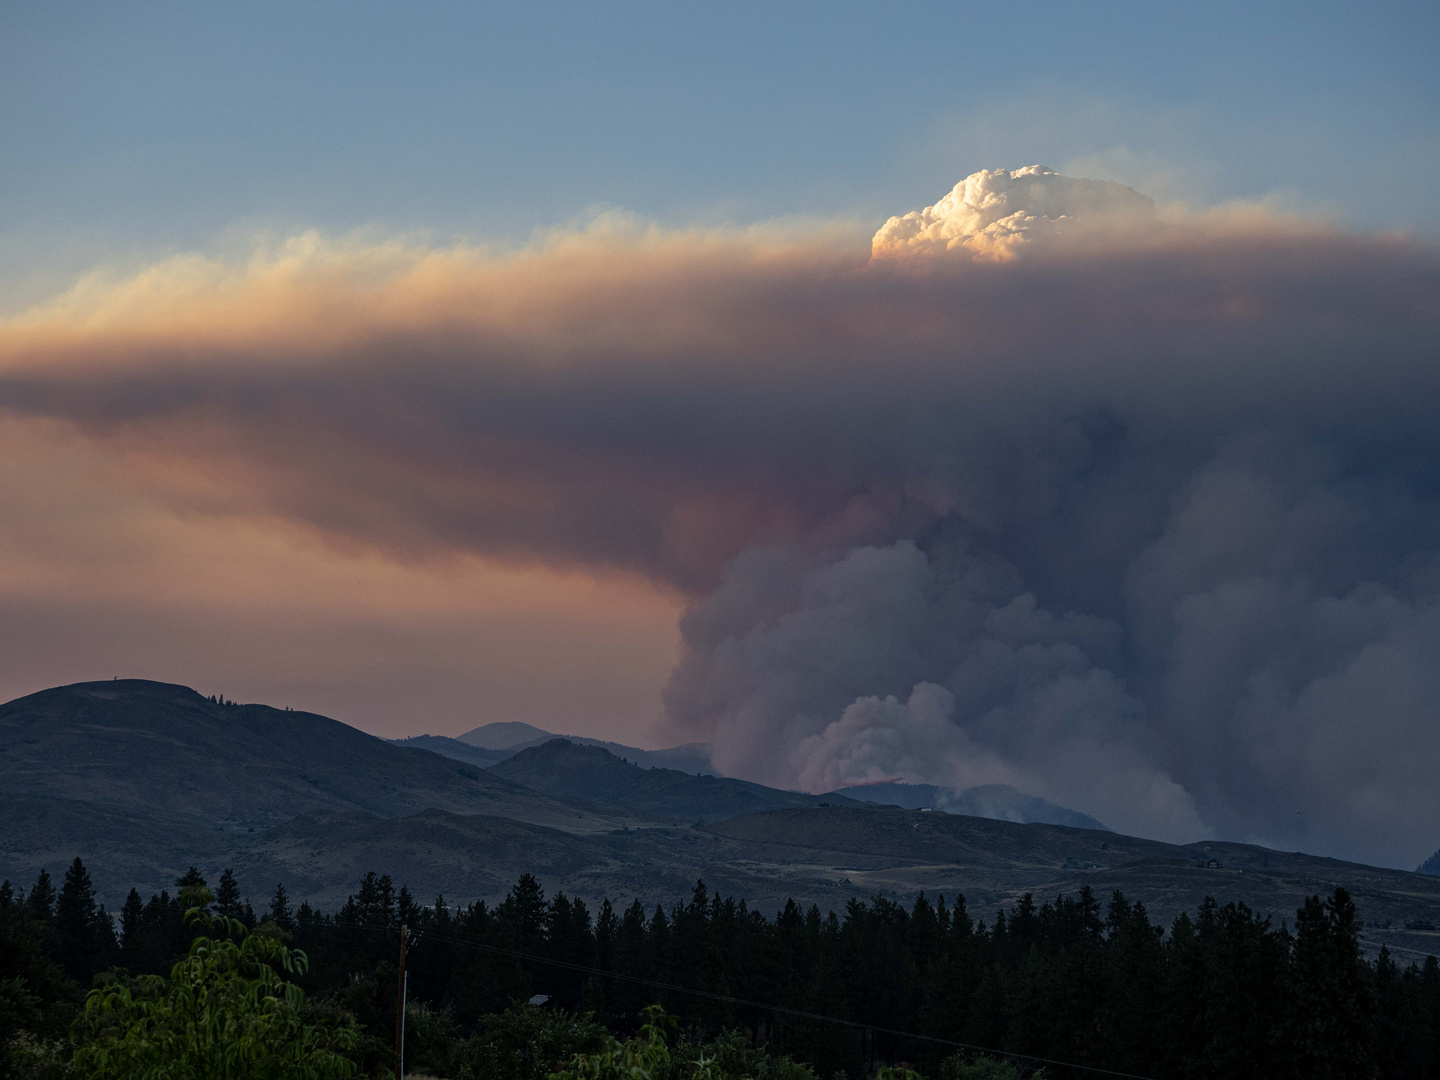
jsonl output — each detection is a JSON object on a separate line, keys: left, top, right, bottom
{"left": 663, "top": 169, "right": 1440, "bottom": 866}
{"left": 3, "top": 168, "right": 1439, "bottom": 867}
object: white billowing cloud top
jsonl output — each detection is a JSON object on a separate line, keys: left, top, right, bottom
{"left": 872, "top": 165, "right": 1155, "bottom": 259}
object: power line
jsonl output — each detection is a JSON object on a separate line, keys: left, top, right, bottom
{"left": 1365, "top": 939, "right": 1440, "bottom": 961}
{"left": 336, "top": 921, "right": 1161, "bottom": 1080}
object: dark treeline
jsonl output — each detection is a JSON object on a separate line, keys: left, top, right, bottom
{"left": 5, "top": 858, "right": 1440, "bottom": 1079}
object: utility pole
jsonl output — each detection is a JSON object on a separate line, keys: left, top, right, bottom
{"left": 394, "top": 923, "right": 409, "bottom": 1080}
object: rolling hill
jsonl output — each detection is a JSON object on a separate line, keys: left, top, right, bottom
{"left": 837, "top": 780, "right": 1111, "bottom": 830}
{"left": 456, "top": 721, "right": 716, "bottom": 774}
{"left": 4, "top": 679, "right": 1439, "bottom": 962}
{"left": 456, "top": 720, "right": 556, "bottom": 751}
{"left": 229, "top": 801, "right": 1440, "bottom": 959}
{"left": 388, "top": 734, "right": 512, "bottom": 769}
{"left": 487, "top": 738, "right": 860, "bottom": 822}
{"left": 0, "top": 680, "right": 629, "bottom": 897}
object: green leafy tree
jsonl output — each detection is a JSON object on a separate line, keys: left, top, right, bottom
{"left": 72, "top": 887, "right": 358, "bottom": 1079}
{"left": 658, "top": 1030, "right": 819, "bottom": 1080}
{"left": 454, "top": 1003, "right": 610, "bottom": 1080}
{"left": 939, "top": 1053, "right": 1045, "bottom": 1080}
{"left": 551, "top": 1006, "right": 675, "bottom": 1080}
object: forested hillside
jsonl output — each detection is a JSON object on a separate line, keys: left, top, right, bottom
{"left": 5, "top": 857, "right": 1439, "bottom": 1078}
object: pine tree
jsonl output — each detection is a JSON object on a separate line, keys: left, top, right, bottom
{"left": 595, "top": 898, "right": 618, "bottom": 974}
{"left": 119, "top": 888, "right": 144, "bottom": 954}
{"left": 397, "top": 885, "right": 420, "bottom": 929}
{"left": 26, "top": 868, "right": 56, "bottom": 922}
{"left": 499, "top": 873, "right": 547, "bottom": 954}
{"left": 269, "top": 883, "right": 295, "bottom": 931}
{"left": 213, "top": 868, "right": 242, "bottom": 919}
{"left": 53, "top": 857, "right": 106, "bottom": 983}
{"left": 0, "top": 872, "right": 74, "bottom": 1054}
{"left": 1287, "top": 887, "right": 1378, "bottom": 1078}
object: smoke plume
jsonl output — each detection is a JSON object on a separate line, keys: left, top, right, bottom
{"left": 2, "top": 170, "right": 1439, "bottom": 865}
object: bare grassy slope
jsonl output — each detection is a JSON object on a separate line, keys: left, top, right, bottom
{"left": 6, "top": 681, "right": 1439, "bottom": 961}
{"left": 0, "top": 680, "right": 626, "bottom": 896}
{"left": 489, "top": 739, "right": 860, "bottom": 822}
{"left": 238, "top": 802, "right": 1440, "bottom": 960}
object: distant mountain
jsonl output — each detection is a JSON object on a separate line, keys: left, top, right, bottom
{"left": 1420, "top": 848, "right": 1440, "bottom": 876}
{"left": 453, "top": 721, "right": 716, "bottom": 774}
{"left": 0, "top": 680, "right": 624, "bottom": 899}
{"left": 389, "top": 734, "right": 512, "bottom": 769}
{"left": 837, "top": 781, "right": 1110, "bottom": 831}
{"left": 620, "top": 742, "right": 714, "bottom": 775}
{"left": 456, "top": 721, "right": 556, "bottom": 751}
{"left": 488, "top": 739, "right": 857, "bottom": 823}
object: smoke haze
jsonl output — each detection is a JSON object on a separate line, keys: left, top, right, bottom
{"left": 2, "top": 172, "right": 1438, "bottom": 866}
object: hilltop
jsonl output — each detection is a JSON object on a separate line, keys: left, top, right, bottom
{"left": 388, "top": 734, "right": 512, "bottom": 769}
{"left": 455, "top": 720, "right": 716, "bottom": 774}
{"left": 0, "top": 680, "right": 627, "bottom": 897}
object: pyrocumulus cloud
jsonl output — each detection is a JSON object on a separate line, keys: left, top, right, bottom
{"left": 871, "top": 165, "right": 1155, "bottom": 259}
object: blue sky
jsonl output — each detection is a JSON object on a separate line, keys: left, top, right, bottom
{"left": 2, "top": 1, "right": 1437, "bottom": 307}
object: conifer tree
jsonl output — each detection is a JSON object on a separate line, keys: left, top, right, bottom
{"left": 119, "top": 889, "right": 144, "bottom": 954}
{"left": 1287, "top": 887, "right": 1378, "bottom": 1078}
{"left": 398, "top": 885, "right": 420, "bottom": 929}
{"left": 53, "top": 857, "right": 109, "bottom": 984}
{"left": 270, "top": 883, "right": 295, "bottom": 931}
{"left": 214, "top": 868, "right": 243, "bottom": 919}
{"left": 499, "top": 873, "right": 547, "bottom": 954}
{"left": 26, "top": 868, "right": 56, "bottom": 922}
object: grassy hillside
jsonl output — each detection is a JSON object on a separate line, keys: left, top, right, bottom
{"left": 227, "top": 801, "right": 1440, "bottom": 959}
{"left": 0, "top": 680, "right": 629, "bottom": 896}
{"left": 489, "top": 738, "right": 859, "bottom": 822}
{"left": 704, "top": 807, "right": 1440, "bottom": 955}
{"left": 5, "top": 679, "right": 1439, "bottom": 961}
{"left": 839, "top": 780, "right": 1111, "bottom": 830}
{"left": 388, "top": 733, "right": 512, "bottom": 769}
{"left": 458, "top": 721, "right": 716, "bottom": 773}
